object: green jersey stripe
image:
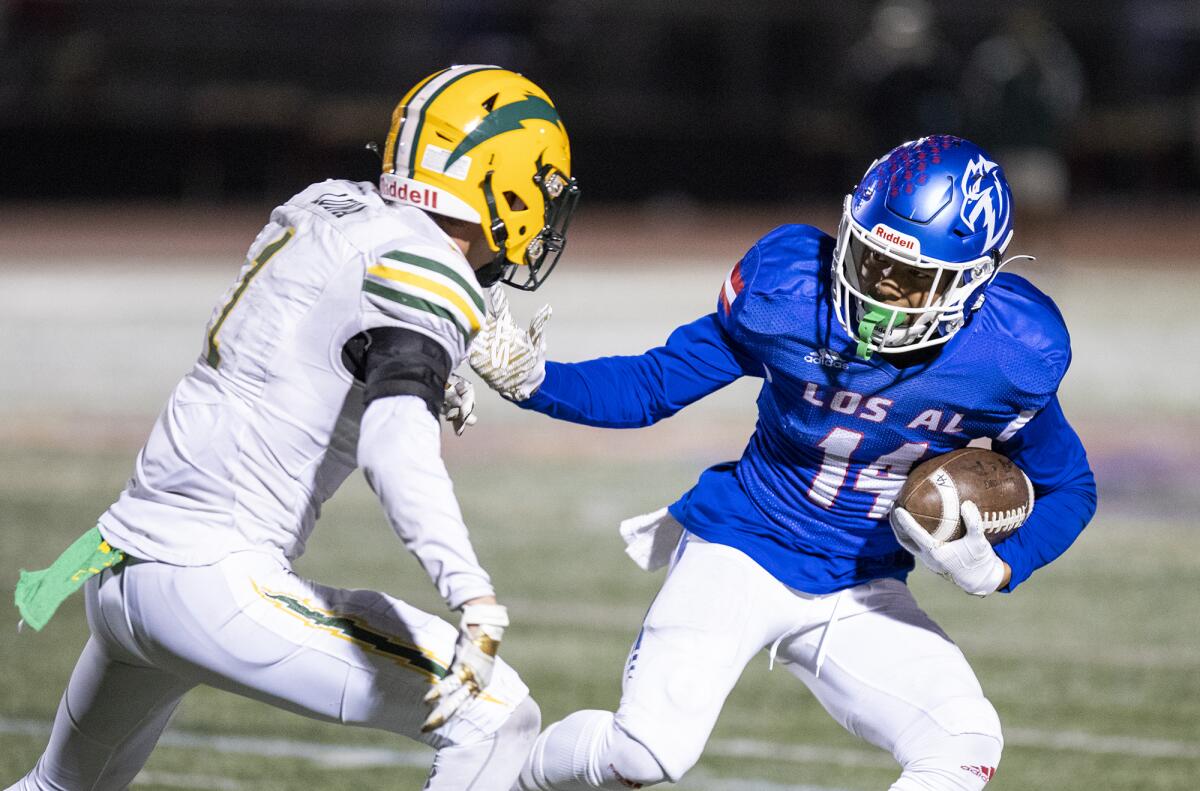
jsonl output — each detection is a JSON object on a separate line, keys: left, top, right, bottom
{"left": 363, "top": 278, "right": 468, "bottom": 343}
{"left": 406, "top": 65, "right": 499, "bottom": 175}
{"left": 264, "top": 592, "right": 448, "bottom": 679}
{"left": 206, "top": 227, "right": 295, "bottom": 368}
{"left": 380, "top": 250, "right": 486, "bottom": 312}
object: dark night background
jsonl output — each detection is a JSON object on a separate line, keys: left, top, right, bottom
{"left": 2, "top": 0, "right": 1198, "bottom": 211}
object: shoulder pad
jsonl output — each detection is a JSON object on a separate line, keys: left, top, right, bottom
{"left": 289, "top": 179, "right": 378, "bottom": 216}
{"left": 363, "top": 240, "right": 485, "bottom": 363}
{"left": 975, "top": 273, "right": 1072, "bottom": 398}
{"left": 717, "top": 224, "right": 833, "bottom": 332}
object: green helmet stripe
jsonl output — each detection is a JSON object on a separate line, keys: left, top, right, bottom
{"left": 446, "top": 94, "right": 561, "bottom": 168}
{"left": 405, "top": 65, "right": 501, "bottom": 176}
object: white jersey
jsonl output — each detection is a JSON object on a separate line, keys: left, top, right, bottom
{"left": 99, "top": 180, "right": 487, "bottom": 570}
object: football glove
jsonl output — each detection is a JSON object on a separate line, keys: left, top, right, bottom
{"left": 421, "top": 602, "right": 509, "bottom": 732}
{"left": 468, "top": 285, "right": 550, "bottom": 402}
{"left": 889, "top": 501, "right": 1007, "bottom": 597}
{"left": 440, "top": 374, "right": 477, "bottom": 436}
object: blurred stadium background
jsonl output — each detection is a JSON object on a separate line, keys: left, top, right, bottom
{"left": 1, "top": 1, "right": 1198, "bottom": 789}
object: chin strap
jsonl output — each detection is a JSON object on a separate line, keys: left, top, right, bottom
{"left": 855, "top": 305, "right": 904, "bottom": 360}
{"left": 474, "top": 171, "right": 515, "bottom": 287}
{"left": 480, "top": 170, "right": 509, "bottom": 252}
{"left": 474, "top": 258, "right": 506, "bottom": 287}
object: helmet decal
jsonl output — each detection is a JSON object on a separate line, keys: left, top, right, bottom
{"left": 831, "top": 135, "right": 1016, "bottom": 357}
{"left": 870, "top": 223, "right": 920, "bottom": 256}
{"left": 446, "top": 94, "right": 562, "bottom": 169}
{"left": 959, "top": 154, "right": 1008, "bottom": 252}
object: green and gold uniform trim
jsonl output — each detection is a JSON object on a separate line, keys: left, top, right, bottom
{"left": 363, "top": 279, "right": 471, "bottom": 343}
{"left": 383, "top": 67, "right": 448, "bottom": 175}
{"left": 404, "top": 65, "right": 500, "bottom": 176}
{"left": 381, "top": 250, "right": 486, "bottom": 314}
{"left": 256, "top": 585, "right": 449, "bottom": 681}
{"left": 363, "top": 248, "right": 487, "bottom": 344}
{"left": 206, "top": 227, "right": 295, "bottom": 368}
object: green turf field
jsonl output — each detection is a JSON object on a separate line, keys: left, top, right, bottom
{"left": 1, "top": 443, "right": 1196, "bottom": 791}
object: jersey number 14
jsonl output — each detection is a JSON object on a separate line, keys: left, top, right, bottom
{"left": 808, "top": 427, "right": 928, "bottom": 518}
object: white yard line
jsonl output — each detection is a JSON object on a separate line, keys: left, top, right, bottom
{"left": 1005, "top": 727, "right": 1200, "bottom": 760}
{"left": 686, "top": 774, "right": 856, "bottom": 791}
{"left": 3, "top": 716, "right": 1197, "bottom": 771}
{"left": 0, "top": 716, "right": 432, "bottom": 769}
{"left": 706, "top": 738, "right": 892, "bottom": 768}
{"left": 133, "top": 771, "right": 246, "bottom": 790}
{"left": 156, "top": 729, "right": 432, "bottom": 768}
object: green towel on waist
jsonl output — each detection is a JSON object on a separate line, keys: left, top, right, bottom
{"left": 15, "top": 526, "right": 125, "bottom": 631}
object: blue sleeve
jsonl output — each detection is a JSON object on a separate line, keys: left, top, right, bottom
{"left": 519, "top": 313, "right": 759, "bottom": 428}
{"left": 993, "top": 396, "right": 1097, "bottom": 592}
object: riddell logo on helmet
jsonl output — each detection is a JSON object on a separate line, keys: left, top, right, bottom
{"left": 871, "top": 224, "right": 917, "bottom": 251}
{"left": 380, "top": 180, "right": 439, "bottom": 210}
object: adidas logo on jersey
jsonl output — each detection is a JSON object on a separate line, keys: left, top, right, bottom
{"left": 803, "top": 348, "right": 849, "bottom": 369}
{"left": 960, "top": 765, "right": 996, "bottom": 782}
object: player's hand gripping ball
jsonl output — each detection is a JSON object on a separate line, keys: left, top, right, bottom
{"left": 893, "top": 448, "right": 1034, "bottom": 545}
{"left": 890, "top": 448, "right": 1034, "bottom": 596}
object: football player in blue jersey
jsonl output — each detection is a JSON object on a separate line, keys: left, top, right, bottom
{"left": 469, "top": 136, "right": 1097, "bottom": 791}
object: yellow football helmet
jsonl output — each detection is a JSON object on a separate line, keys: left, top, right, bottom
{"left": 381, "top": 64, "right": 579, "bottom": 290}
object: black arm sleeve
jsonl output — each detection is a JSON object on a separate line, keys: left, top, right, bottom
{"left": 341, "top": 327, "right": 451, "bottom": 417}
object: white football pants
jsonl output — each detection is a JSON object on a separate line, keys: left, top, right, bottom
{"left": 8, "top": 551, "right": 536, "bottom": 791}
{"left": 521, "top": 531, "right": 1002, "bottom": 790}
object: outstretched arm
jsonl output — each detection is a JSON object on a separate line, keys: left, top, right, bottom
{"left": 992, "top": 396, "right": 1098, "bottom": 591}
{"left": 520, "top": 313, "right": 758, "bottom": 428}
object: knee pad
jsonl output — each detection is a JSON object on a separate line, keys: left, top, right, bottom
{"left": 518, "top": 710, "right": 668, "bottom": 790}
{"left": 607, "top": 725, "right": 668, "bottom": 788}
{"left": 425, "top": 697, "right": 542, "bottom": 791}
{"left": 893, "top": 698, "right": 1003, "bottom": 791}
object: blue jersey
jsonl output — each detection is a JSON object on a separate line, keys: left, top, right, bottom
{"left": 522, "top": 225, "right": 1097, "bottom": 594}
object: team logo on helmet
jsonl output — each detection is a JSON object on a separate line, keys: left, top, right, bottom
{"left": 445, "top": 94, "right": 562, "bottom": 170}
{"left": 959, "top": 155, "right": 1008, "bottom": 252}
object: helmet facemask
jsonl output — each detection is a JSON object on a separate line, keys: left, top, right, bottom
{"left": 832, "top": 195, "right": 1002, "bottom": 360}
{"left": 479, "top": 161, "right": 580, "bottom": 290}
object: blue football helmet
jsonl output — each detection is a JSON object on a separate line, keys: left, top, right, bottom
{"left": 832, "top": 135, "right": 1015, "bottom": 358}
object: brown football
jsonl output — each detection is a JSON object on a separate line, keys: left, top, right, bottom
{"left": 895, "top": 448, "right": 1034, "bottom": 544}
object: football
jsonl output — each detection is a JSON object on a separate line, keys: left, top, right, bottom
{"left": 895, "top": 448, "right": 1034, "bottom": 544}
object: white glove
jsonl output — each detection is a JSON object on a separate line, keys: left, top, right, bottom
{"left": 468, "top": 285, "right": 550, "bottom": 401}
{"left": 440, "top": 374, "right": 477, "bottom": 436}
{"left": 421, "top": 602, "right": 509, "bottom": 732}
{"left": 889, "top": 501, "right": 1007, "bottom": 597}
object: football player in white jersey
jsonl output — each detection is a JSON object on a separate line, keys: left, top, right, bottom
{"left": 7, "top": 64, "right": 579, "bottom": 791}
